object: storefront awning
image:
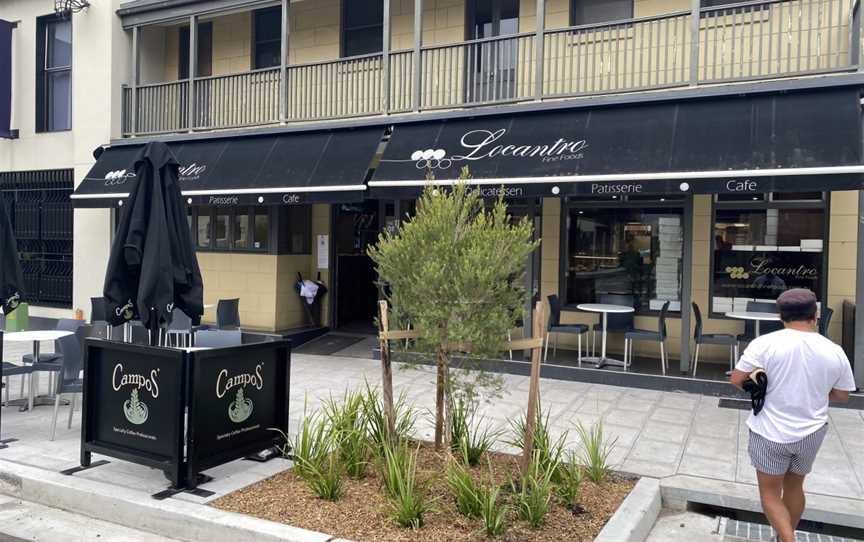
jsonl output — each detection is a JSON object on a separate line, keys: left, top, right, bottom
{"left": 72, "top": 127, "right": 385, "bottom": 207}
{"left": 369, "top": 87, "right": 864, "bottom": 198}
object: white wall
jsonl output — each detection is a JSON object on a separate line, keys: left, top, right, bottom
{"left": 0, "top": 0, "right": 127, "bottom": 318}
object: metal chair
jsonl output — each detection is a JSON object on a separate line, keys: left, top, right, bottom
{"left": 165, "top": 308, "right": 193, "bottom": 347}
{"left": 216, "top": 299, "right": 241, "bottom": 330}
{"left": 818, "top": 306, "right": 833, "bottom": 337}
{"left": 544, "top": 295, "right": 588, "bottom": 364}
{"left": 591, "top": 293, "right": 635, "bottom": 355}
{"left": 195, "top": 329, "right": 242, "bottom": 347}
{"left": 49, "top": 326, "right": 90, "bottom": 441}
{"left": 1, "top": 330, "right": 32, "bottom": 407}
{"left": 22, "top": 318, "right": 84, "bottom": 364}
{"left": 624, "top": 301, "right": 670, "bottom": 375}
{"left": 691, "top": 302, "right": 738, "bottom": 377}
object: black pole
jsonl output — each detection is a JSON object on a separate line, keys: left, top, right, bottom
{"left": 149, "top": 308, "right": 159, "bottom": 346}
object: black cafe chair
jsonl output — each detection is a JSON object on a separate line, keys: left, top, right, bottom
{"left": 49, "top": 326, "right": 90, "bottom": 441}
{"left": 624, "top": 301, "right": 670, "bottom": 375}
{"left": 216, "top": 299, "right": 241, "bottom": 330}
{"left": 691, "top": 302, "right": 739, "bottom": 377}
{"left": 90, "top": 297, "right": 111, "bottom": 339}
{"left": 818, "top": 306, "right": 834, "bottom": 337}
{"left": 544, "top": 295, "right": 588, "bottom": 364}
{"left": 591, "top": 293, "right": 635, "bottom": 355}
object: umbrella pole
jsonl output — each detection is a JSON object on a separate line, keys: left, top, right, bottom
{"left": 149, "top": 308, "right": 159, "bottom": 347}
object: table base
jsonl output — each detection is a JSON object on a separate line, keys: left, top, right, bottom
{"left": 581, "top": 356, "right": 628, "bottom": 369}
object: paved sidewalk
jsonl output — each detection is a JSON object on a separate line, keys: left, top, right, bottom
{"left": 0, "top": 342, "right": 861, "bottom": 509}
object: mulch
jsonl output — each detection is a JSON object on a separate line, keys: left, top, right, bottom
{"left": 211, "top": 442, "right": 636, "bottom": 542}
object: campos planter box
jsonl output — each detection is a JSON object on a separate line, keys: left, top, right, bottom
{"left": 77, "top": 338, "right": 291, "bottom": 492}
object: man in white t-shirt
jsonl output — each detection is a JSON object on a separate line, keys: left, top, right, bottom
{"left": 731, "top": 288, "right": 857, "bottom": 542}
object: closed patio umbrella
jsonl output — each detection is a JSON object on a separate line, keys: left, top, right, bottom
{"left": 0, "top": 197, "right": 24, "bottom": 317}
{"left": 102, "top": 141, "right": 203, "bottom": 342}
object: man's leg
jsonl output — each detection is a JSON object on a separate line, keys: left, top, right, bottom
{"left": 756, "top": 471, "right": 796, "bottom": 542}
{"left": 782, "top": 472, "right": 806, "bottom": 531}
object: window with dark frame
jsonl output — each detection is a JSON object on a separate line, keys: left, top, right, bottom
{"left": 253, "top": 7, "right": 282, "bottom": 69}
{"left": 189, "top": 206, "right": 311, "bottom": 254}
{"left": 178, "top": 22, "right": 213, "bottom": 79}
{"left": 710, "top": 193, "right": 827, "bottom": 316}
{"left": 342, "top": 0, "right": 383, "bottom": 57}
{"left": 561, "top": 197, "right": 684, "bottom": 314}
{"left": 571, "top": 0, "right": 633, "bottom": 26}
{"left": 36, "top": 14, "right": 72, "bottom": 132}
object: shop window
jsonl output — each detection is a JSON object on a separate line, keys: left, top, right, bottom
{"left": 342, "top": 0, "right": 383, "bottom": 57}
{"left": 571, "top": 0, "right": 633, "bottom": 25}
{"left": 253, "top": 7, "right": 282, "bottom": 69}
{"left": 191, "top": 206, "right": 271, "bottom": 252}
{"left": 711, "top": 199, "right": 826, "bottom": 314}
{"left": 36, "top": 14, "right": 72, "bottom": 132}
{"left": 563, "top": 205, "right": 684, "bottom": 313}
{"left": 277, "top": 206, "right": 310, "bottom": 254}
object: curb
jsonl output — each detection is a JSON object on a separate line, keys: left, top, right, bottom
{"left": 594, "top": 477, "right": 661, "bottom": 542}
{"left": 0, "top": 459, "right": 337, "bottom": 542}
{"left": 660, "top": 475, "right": 864, "bottom": 530}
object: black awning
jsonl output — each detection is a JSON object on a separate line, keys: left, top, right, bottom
{"left": 369, "top": 87, "right": 864, "bottom": 198}
{"left": 72, "top": 127, "right": 384, "bottom": 207}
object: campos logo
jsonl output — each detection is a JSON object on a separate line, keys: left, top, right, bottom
{"left": 104, "top": 170, "right": 136, "bottom": 186}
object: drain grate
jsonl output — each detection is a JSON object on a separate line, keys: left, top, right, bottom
{"left": 723, "top": 518, "right": 864, "bottom": 542}
{"left": 718, "top": 398, "right": 752, "bottom": 411}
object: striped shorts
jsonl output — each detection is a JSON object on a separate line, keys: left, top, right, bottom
{"left": 748, "top": 424, "right": 828, "bottom": 476}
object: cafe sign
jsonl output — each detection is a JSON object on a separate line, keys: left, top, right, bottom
{"left": 714, "top": 251, "right": 821, "bottom": 299}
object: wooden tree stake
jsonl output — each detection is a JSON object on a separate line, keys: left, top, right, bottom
{"left": 377, "top": 300, "right": 396, "bottom": 438}
{"left": 521, "top": 300, "right": 545, "bottom": 474}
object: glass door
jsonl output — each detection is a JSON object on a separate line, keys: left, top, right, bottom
{"left": 467, "top": 0, "right": 520, "bottom": 102}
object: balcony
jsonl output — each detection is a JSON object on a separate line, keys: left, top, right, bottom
{"left": 121, "top": 0, "right": 861, "bottom": 137}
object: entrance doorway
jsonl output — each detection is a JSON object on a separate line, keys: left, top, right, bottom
{"left": 332, "top": 200, "right": 416, "bottom": 332}
{"left": 466, "top": 0, "right": 520, "bottom": 102}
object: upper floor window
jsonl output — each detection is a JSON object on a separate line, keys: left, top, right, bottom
{"left": 178, "top": 22, "right": 213, "bottom": 79}
{"left": 342, "top": 0, "right": 383, "bottom": 57}
{"left": 571, "top": 0, "right": 633, "bottom": 25}
{"left": 36, "top": 15, "right": 72, "bottom": 132}
{"left": 253, "top": 7, "right": 282, "bottom": 69}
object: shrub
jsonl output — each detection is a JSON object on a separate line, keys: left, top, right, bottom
{"left": 303, "top": 452, "right": 345, "bottom": 501}
{"left": 511, "top": 451, "right": 558, "bottom": 528}
{"left": 478, "top": 483, "right": 507, "bottom": 537}
{"left": 292, "top": 407, "right": 333, "bottom": 482}
{"left": 324, "top": 389, "right": 370, "bottom": 479}
{"left": 575, "top": 420, "right": 618, "bottom": 484}
{"left": 449, "top": 395, "right": 500, "bottom": 467}
{"left": 555, "top": 450, "right": 584, "bottom": 508}
{"left": 381, "top": 442, "right": 430, "bottom": 529}
{"left": 362, "top": 383, "right": 416, "bottom": 448}
{"left": 445, "top": 459, "right": 482, "bottom": 518}
{"left": 508, "top": 405, "right": 567, "bottom": 482}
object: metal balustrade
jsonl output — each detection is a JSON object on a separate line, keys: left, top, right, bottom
{"left": 121, "top": 0, "right": 861, "bottom": 137}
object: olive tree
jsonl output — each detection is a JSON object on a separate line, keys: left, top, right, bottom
{"left": 368, "top": 168, "right": 539, "bottom": 450}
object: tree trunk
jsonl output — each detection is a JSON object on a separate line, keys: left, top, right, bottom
{"left": 434, "top": 348, "right": 448, "bottom": 450}
{"left": 377, "top": 301, "right": 395, "bottom": 438}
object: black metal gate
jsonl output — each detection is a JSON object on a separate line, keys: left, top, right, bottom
{"left": 0, "top": 169, "right": 73, "bottom": 308}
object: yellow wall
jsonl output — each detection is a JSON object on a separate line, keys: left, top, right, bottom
{"left": 540, "top": 192, "right": 857, "bottom": 369}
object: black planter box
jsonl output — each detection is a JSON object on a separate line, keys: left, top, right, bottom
{"left": 80, "top": 338, "right": 291, "bottom": 489}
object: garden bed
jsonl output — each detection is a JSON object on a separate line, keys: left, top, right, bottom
{"left": 212, "top": 441, "right": 636, "bottom": 542}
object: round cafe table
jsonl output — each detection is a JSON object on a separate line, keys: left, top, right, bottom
{"left": 3, "top": 330, "right": 75, "bottom": 412}
{"left": 725, "top": 311, "right": 781, "bottom": 338}
{"left": 577, "top": 303, "right": 635, "bottom": 368}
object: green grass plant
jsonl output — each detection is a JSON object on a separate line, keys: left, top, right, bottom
{"left": 575, "top": 420, "right": 618, "bottom": 484}
{"left": 381, "top": 442, "right": 430, "bottom": 529}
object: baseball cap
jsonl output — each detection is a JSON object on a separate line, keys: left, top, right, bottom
{"left": 776, "top": 288, "right": 817, "bottom": 311}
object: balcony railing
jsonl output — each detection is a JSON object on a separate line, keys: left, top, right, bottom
{"left": 122, "top": 0, "right": 860, "bottom": 137}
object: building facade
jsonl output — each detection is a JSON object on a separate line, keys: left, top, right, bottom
{"left": 3, "top": 0, "right": 863, "bottom": 384}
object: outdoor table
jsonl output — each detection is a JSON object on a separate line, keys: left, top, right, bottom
{"left": 3, "top": 330, "right": 74, "bottom": 411}
{"left": 725, "top": 311, "right": 782, "bottom": 338}
{"left": 576, "top": 303, "right": 635, "bottom": 369}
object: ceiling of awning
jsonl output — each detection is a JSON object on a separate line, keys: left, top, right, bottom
{"left": 72, "top": 126, "right": 385, "bottom": 208}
